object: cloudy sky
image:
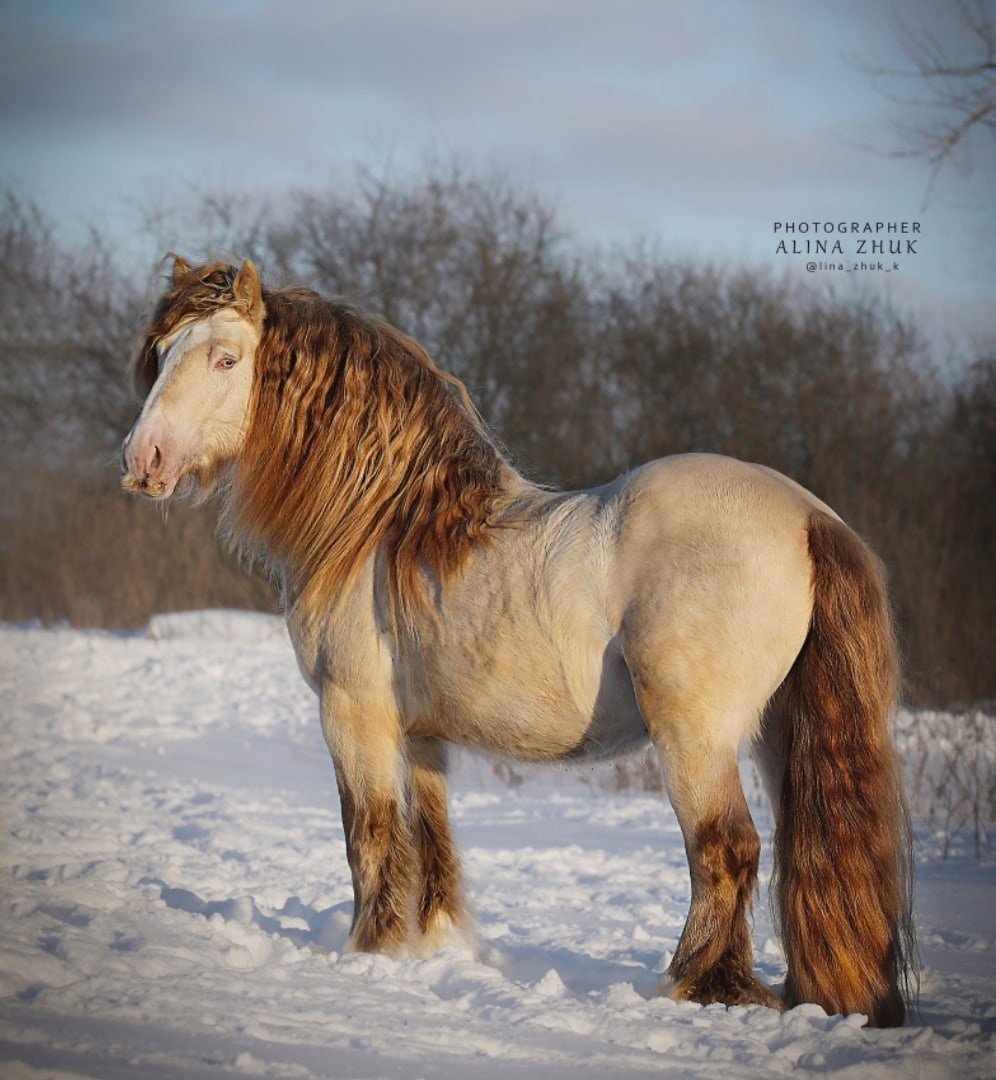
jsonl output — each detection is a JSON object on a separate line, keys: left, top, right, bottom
{"left": 2, "top": 0, "right": 993, "bottom": 347}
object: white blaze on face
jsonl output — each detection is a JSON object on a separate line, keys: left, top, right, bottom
{"left": 122, "top": 309, "right": 260, "bottom": 498}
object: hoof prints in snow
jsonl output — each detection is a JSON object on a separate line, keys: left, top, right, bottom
{"left": 147, "top": 878, "right": 354, "bottom": 954}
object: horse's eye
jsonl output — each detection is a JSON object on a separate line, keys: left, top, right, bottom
{"left": 216, "top": 355, "right": 238, "bottom": 371}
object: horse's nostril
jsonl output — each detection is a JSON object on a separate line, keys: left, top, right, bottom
{"left": 150, "top": 445, "right": 162, "bottom": 474}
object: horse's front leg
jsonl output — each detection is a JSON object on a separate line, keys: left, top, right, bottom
{"left": 323, "top": 687, "right": 416, "bottom": 956}
{"left": 408, "top": 736, "right": 469, "bottom": 956}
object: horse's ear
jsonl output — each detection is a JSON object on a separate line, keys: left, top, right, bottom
{"left": 171, "top": 254, "right": 191, "bottom": 286}
{"left": 233, "top": 259, "right": 264, "bottom": 324}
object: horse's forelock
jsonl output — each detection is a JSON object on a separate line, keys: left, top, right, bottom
{"left": 132, "top": 262, "right": 241, "bottom": 398}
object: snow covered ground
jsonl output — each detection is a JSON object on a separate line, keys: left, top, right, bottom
{"left": 1, "top": 612, "right": 993, "bottom": 1079}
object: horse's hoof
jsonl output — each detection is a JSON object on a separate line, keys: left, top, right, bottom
{"left": 411, "top": 909, "right": 477, "bottom": 959}
{"left": 660, "top": 963, "right": 783, "bottom": 1010}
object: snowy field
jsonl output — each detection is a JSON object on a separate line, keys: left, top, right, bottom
{"left": 1, "top": 612, "right": 993, "bottom": 1079}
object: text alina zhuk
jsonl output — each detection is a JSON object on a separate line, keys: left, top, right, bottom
{"left": 776, "top": 239, "right": 919, "bottom": 255}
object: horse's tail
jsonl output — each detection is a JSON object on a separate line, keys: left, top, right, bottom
{"left": 773, "top": 511, "right": 915, "bottom": 1027}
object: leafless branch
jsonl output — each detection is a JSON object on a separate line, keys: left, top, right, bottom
{"left": 854, "top": 0, "right": 996, "bottom": 198}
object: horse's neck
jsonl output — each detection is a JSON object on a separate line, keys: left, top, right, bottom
{"left": 496, "top": 464, "right": 546, "bottom": 507}
{"left": 275, "top": 458, "right": 554, "bottom": 631}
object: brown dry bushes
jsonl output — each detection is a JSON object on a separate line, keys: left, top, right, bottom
{"left": 0, "top": 172, "right": 991, "bottom": 704}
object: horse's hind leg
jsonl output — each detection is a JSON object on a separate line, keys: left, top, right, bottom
{"left": 408, "top": 736, "right": 469, "bottom": 956}
{"left": 648, "top": 715, "right": 779, "bottom": 1008}
{"left": 752, "top": 690, "right": 787, "bottom": 822}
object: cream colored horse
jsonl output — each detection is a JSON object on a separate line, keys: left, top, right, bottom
{"left": 121, "top": 258, "right": 914, "bottom": 1026}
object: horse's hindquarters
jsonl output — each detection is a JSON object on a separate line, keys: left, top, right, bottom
{"left": 615, "top": 456, "right": 818, "bottom": 750}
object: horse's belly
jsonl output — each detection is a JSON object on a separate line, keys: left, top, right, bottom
{"left": 414, "top": 637, "right": 649, "bottom": 764}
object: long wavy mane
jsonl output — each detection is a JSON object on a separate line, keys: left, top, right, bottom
{"left": 136, "top": 262, "right": 513, "bottom": 621}
{"left": 238, "top": 286, "right": 514, "bottom": 618}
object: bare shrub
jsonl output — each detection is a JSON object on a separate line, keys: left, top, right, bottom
{"left": 0, "top": 468, "right": 275, "bottom": 629}
{"left": 0, "top": 168, "right": 991, "bottom": 711}
{"left": 605, "top": 748, "right": 665, "bottom": 794}
{"left": 565, "top": 710, "right": 994, "bottom": 865}
{"left": 897, "top": 708, "right": 996, "bottom": 859}
{"left": 265, "top": 163, "right": 603, "bottom": 484}
{"left": 0, "top": 193, "right": 142, "bottom": 467}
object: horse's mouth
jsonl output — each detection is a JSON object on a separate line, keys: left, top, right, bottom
{"left": 121, "top": 473, "right": 179, "bottom": 500}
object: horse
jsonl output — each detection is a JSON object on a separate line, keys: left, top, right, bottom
{"left": 120, "top": 256, "right": 915, "bottom": 1027}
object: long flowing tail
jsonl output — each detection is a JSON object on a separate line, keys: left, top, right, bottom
{"left": 773, "top": 512, "right": 915, "bottom": 1027}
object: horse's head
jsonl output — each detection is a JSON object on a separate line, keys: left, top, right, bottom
{"left": 121, "top": 256, "right": 264, "bottom": 500}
